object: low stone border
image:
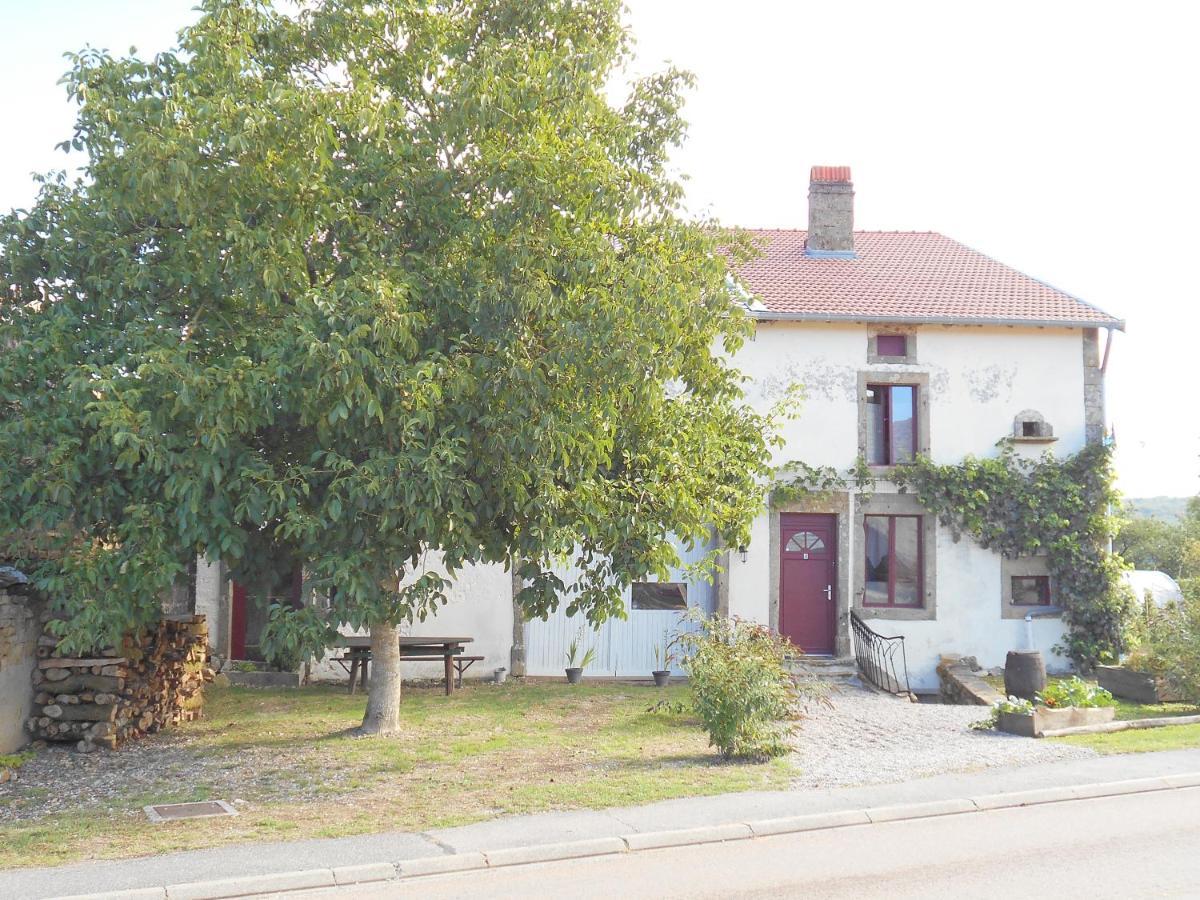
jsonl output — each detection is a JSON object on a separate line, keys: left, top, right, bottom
{"left": 222, "top": 670, "right": 302, "bottom": 689}
{"left": 936, "top": 655, "right": 1004, "bottom": 706}
{"left": 1041, "top": 713, "right": 1200, "bottom": 738}
{"left": 55, "top": 773, "right": 1200, "bottom": 900}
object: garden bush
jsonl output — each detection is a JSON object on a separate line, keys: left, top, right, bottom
{"left": 1126, "top": 595, "right": 1200, "bottom": 704}
{"left": 1037, "top": 676, "right": 1114, "bottom": 709}
{"left": 677, "top": 612, "right": 824, "bottom": 760}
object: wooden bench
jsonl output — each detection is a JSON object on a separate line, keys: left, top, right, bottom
{"left": 331, "top": 635, "right": 478, "bottom": 695}
{"left": 401, "top": 655, "right": 485, "bottom": 688}
{"left": 333, "top": 652, "right": 485, "bottom": 692}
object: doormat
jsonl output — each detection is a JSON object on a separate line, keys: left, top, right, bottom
{"left": 144, "top": 800, "right": 239, "bottom": 823}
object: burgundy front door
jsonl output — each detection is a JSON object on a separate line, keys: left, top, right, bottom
{"left": 779, "top": 514, "right": 836, "bottom": 655}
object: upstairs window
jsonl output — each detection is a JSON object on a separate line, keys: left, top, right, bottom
{"left": 864, "top": 515, "right": 924, "bottom": 607}
{"left": 866, "top": 384, "right": 917, "bottom": 466}
{"left": 1011, "top": 575, "right": 1051, "bottom": 607}
{"left": 875, "top": 334, "right": 908, "bottom": 357}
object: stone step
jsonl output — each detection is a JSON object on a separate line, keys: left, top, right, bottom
{"left": 788, "top": 656, "right": 859, "bottom": 680}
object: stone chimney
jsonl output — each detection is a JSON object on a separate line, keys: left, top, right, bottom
{"left": 806, "top": 165, "right": 855, "bottom": 258}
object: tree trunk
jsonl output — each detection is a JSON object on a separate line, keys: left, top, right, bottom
{"left": 358, "top": 622, "right": 403, "bottom": 736}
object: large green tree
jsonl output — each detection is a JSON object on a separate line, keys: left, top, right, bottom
{"left": 0, "top": 0, "right": 777, "bottom": 734}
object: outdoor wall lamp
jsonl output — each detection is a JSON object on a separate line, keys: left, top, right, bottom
{"left": 738, "top": 545, "right": 748, "bottom": 563}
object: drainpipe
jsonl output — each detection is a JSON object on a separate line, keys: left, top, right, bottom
{"left": 1100, "top": 327, "right": 1114, "bottom": 375}
{"left": 1024, "top": 614, "right": 1036, "bottom": 651}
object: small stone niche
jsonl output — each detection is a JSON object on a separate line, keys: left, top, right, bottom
{"left": 1012, "top": 409, "right": 1056, "bottom": 443}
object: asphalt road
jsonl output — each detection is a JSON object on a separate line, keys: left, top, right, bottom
{"left": 288, "top": 786, "right": 1200, "bottom": 899}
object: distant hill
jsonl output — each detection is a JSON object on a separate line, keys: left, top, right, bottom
{"left": 1126, "top": 496, "right": 1191, "bottom": 523}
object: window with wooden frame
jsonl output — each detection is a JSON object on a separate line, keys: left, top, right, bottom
{"left": 1011, "top": 575, "right": 1051, "bottom": 607}
{"left": 863, "top": 515, "right": 924, "bottom": 607}
{"left": 875, "top": 334, "right": 908, "bottom": 357}
{"left": 865, "top": 384, "right": 918, "bottom": 466}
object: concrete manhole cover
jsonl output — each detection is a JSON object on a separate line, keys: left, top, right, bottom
{"left": 144, "top": 800, "right": 238, "bottom": 823}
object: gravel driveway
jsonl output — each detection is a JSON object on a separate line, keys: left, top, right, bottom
{"left": 791, "top": 683, "right": 1095, "bottom": 788}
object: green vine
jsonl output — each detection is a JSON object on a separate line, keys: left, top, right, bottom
{"left": 770, "top": 443, "right": 1131, "bottom": 670}
{"left": 892, "top": 441, "right": 1131, "bottom": 669}
{"left": 772, "top": 456, "right": 876, "bottom": 505}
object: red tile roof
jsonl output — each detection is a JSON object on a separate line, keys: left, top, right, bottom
{"left": 734, "top": 230, "right": 1124, "bottom": 329}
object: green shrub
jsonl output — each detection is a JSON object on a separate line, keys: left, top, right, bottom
{"left": 1037, "top": 676, "right": 1114, "bottom": 709}
{"left": 1126, "top": 595, "right": 1200, "bottom": 704}
{"left": 259, "top": 602, "right": 334, "bottom": 672}
{"left": 678, "top": 612, "right": 823, "bottom": 761}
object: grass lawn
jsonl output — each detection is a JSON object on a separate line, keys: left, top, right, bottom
{"left": 982, "top": 674, "right": 1200, "bottom": 754}
{"left": 0, "top": 682, "right": 789, "bottom": 870}
{"left": 1051, "top": 723, "right": 1200, "bottom": 754}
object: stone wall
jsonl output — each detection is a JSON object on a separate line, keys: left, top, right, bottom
{"left": 0, "top": 589, "right": 40, "bottom": 753}
{"left": 936, "top": 654, "right": 1005, "bottom": 706}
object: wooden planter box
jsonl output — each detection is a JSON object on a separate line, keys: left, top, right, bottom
{"left": 1096, "top": 665, "right": 1181, "bottom": 704}
{"left": 998, "top": 705, "right": 1116, "bottom": 738}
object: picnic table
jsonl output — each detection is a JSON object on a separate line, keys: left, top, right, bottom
{"left": 334, "top": 635, "right": 479, "bottom": 696}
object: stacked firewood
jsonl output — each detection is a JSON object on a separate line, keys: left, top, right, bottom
{"left": 27, "top": 615, "right": 214, "bottom": 752}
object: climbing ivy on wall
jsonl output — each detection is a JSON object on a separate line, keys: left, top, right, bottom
{"left": 771, "top": 457, "right": 875, "bottom": 505}
{"left": 891, "top": 442, "right": 1131, "bottom": 670}
{"left": 770, "top": 443, "right": 1131, "bottom": 670}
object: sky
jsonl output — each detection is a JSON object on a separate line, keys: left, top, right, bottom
{"left": 1, "top": 0, "right": 1196, "bottom": 497}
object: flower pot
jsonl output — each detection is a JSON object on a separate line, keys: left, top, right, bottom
{"left": 493, "top": 667, "right": 508, "bottom": 685}
{"left": 1033, "top": 705, "right": 1116, "bottom": 735}
{"left": 998, "top": 705, "right": 1116, "bottom": 738}
{"left": 565, "top": 667, "right": 583, "bottom": 685}
{"left": 652, "top": 670, "right": 671, "bottom": 687}
{"left": 996, "top": 710, "right": 1037, "bottom": 738}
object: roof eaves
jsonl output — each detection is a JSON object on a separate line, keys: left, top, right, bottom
{"left": 750, "top": 310, "right": 1127, "bottom": 331}
{"left": 943, "top": 235, "right": 1126, "bottom": 331}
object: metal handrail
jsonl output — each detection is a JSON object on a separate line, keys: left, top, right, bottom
{"left": 850, "top": 611, "right": 912, "bottom": 696}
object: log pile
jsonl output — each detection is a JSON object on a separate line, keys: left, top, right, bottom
{"left": 27, "top": 615, "right": 214, "bottom": 752}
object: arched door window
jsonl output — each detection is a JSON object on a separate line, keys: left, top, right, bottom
{"left": 785, "top": 531, "right": 826, "bottom": 553}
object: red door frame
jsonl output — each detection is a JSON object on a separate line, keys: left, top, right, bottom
{"left": 779, "top": 513, "right": 837, "bottom": 655}
{"left": 230, "top": 580, "right": 248, "bottom": 659}
{"left": 229, "top": 565, "right": 304, "bottom": 660}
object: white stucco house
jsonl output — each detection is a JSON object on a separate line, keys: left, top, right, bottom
{"left": 195, "top": 166, "right": 1124, "bottom": 694}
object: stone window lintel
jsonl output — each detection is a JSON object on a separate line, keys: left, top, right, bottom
{"left": 867, "top": 330, "right": 919, "bottom": 365}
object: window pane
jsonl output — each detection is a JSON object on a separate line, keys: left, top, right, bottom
{"left": 631, "top": 582, "right": 687, "bottom": 611}
{"left": 1012, "top": 576, "right": 1049, "bottom": 606}
{"left": 877, "top": 334, "right": 907, "bottom": 357}
{"left": 890, "top": 385, "right": 916, "bottom": 464}
{"left": 893, "top": 517, "right": 921, "bottom": 606}
{"left": 864, "top": 516, "right": 890, "bottom": 605}
{"left": 786, "top": 531, "right": 826, "bottom": 552}
{"left": 865, "top": 386, "right": 887, "bottom": 465}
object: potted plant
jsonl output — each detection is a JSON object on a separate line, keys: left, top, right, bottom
{"left": 985, "top": 677, "right": 1116, "bottom": 737}
{"left": 565, "top": 631, "right": 595, "bottom": 685}
{"left": 980, "top": 695, "right": 1037, "bottom": 737}
{"left": 651, "top": 631, "right": 676, "bottom": 687}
